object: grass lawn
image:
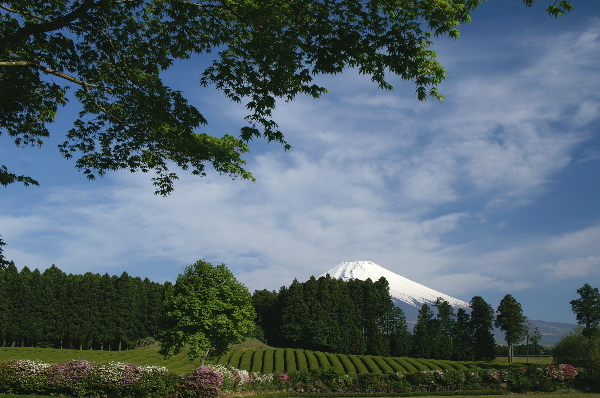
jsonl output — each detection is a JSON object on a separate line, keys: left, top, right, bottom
{"left": 493, "top": 356, "right": 553, "bottom": 365}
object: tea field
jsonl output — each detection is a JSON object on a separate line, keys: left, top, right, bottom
{"left": 0, "top": 347, "right": 519, "bottom": 375}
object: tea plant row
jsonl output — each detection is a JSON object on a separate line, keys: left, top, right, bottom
{"left": 210, "top": 348, "right": 519, "bottom": 375}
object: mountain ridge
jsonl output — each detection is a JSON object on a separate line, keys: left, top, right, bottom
{"left": 322, "top": 261, "right": 469, "bottom": 320}
{"left": 321, "top": 260, "right": 575, "bottom": 346}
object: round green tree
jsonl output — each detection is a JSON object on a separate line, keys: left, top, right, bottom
{"left": 158, "top": 259, "right": 256, "bottom": 365}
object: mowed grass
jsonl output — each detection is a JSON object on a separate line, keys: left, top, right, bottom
{"left": 0, "top": 347, "right": 200, "bottom": 374}
{"left": 0, "top": 392, "right": 600, "bottom": 398}
{"left": 493, "top": 356, "right": 553, "bottom": 365}
{"left": 0, "top": 344, "right": 534, "bottom": 376}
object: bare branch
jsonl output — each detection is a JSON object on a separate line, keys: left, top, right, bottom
{"left": 0, "top": 3, "right": 49, "bottom": 21}
{"left": 175, "top": 0, "right": 223, "bottom": 8}
{"left": 0, "top": 59, "right": 101, "bottom": 89}
{"left": 36, "top": 62, "right": 99, "bottom": 88}
{"left": 0, "top": 60, "right": 30, "bottom": 66}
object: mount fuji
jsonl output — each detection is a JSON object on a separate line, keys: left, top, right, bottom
{"left": 321, "top": 261, "right": 470, "bottom": 321}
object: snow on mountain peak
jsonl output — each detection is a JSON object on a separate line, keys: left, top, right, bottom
{"left": 322, "top": 261, "right": 469, "bottom": 312}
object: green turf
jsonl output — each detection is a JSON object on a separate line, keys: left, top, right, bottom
{"left": 0, "top": 346, "right": 525, "bottom": 376}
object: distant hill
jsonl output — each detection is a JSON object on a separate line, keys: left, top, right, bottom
{"left": 494, "top": 320, "right": 576, "bottom": 347}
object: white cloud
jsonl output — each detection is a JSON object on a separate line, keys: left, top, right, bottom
{"left": 1, "top": 14, "right": 599, "bottom": 324}
{"left": 542, "top": 256, "right": 600, "bottom": 280}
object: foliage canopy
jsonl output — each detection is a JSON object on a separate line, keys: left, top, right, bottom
{"left": 158, "top": 259, "right": 255, "bottom": 365}
{"left": 495, "top": 294, "right": 527, "bottom": 363}
{"left": 0, "top": 0, "right": 573, "bottom": 194}
{"left": 570, "top": 283, "right": 600, "bottom": 375}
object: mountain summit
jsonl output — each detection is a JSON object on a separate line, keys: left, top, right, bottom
{"left": 322, "top": 261, "right": 469, "bottom": 321}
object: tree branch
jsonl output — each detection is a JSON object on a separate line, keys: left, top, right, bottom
{"left": 1, "top": 0, "right": 103, "bottom": 54}
{"left": 0, "top": 60, "right": 100, "bottom": 88}
{"left": 0, "top": 4, "right": 49, "bottom": 21}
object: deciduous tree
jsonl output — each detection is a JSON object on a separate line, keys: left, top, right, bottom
{"left": 158, "top": 259, "right": 256, "bottom": 365}
{"left": 0, "top": 0, "right": 573, "bottom": 194}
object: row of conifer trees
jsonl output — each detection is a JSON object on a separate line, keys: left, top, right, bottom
{"left": 0, "top": 263, "right": 166, "bottom": 350}
{"left": 1, "top": 261, "right": 498, "bottom": 360}
{"left": 252, "top": 275, "right": 498, "bottom": 361}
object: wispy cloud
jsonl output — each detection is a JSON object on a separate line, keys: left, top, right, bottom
{"left": 1, "top": 14, "right": 599, "bottom": 323}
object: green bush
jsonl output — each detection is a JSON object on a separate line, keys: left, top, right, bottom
{"left": 385, "top": 358, "right": 408, "bottom": 373}
{"left": 263, "top": 349, "right": 275, "bottom": 372}
{"left": 228, "top": 350, "right": 244, "bottom": 369}
{"left": 429, "top": 360, "right": 455, "bottom": 371}
{"left": 326, "top": 353, "right": 345, "bottom": 374}
{"left": 296, "top": 350, "right": 309, "bottom": 372}
{"left": 361, "top": 357, "right": 382, "bottom": 374}
{"left": 337, "top": 354, "right": 356, "bottom": 375}
{"left": 305, "top": 350, "right": 319, "bottom": 370}
{"left": 251, "top": 350, "right": 264, "bottom": 372}
{"left": 373, "top": 357, "right": 394, "bottom": 374}
{"left": 240, "top": 350, "right": 253, "bottom": 370}
{"left": 348, "top": 356, "right": 368, "bottom": 374}
{"left": 285, "top": 349, "right": 297, "bottom": 373}
{"left": 314, "top": 352, "right": 331, "bottom": 369}
{"left": 414, "top": 359, "right": 441, "bottom": 370}
{"left": 403, "top": 358, "right": 427, "bottom": 372}
{"left": 274, "top": 349, "right": 285, "bottom": 373}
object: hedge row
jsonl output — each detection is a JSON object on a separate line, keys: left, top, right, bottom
{"left": 209, "top": 349, "right": 521, "bottom": 375}
{"left": 0, "top": 359, "right": 582, "bottom": 397}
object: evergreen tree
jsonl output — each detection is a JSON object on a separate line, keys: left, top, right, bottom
{"left": 0, "top": 267, "right": 8, "bottom": 346}
{"left": 41, "top": 265, "right": 69, "bottom": 348}
{"left": 99, "top": 273, "right": 119, "bottom": 350}
{"left": 570, "top": 283, "right": 600, "bottom": 375}
{"left": 434, "top": 298, "right": 455, "bottom": 359}
{"left": 3, "top": 262, "right": 21, "bottom": 346}
{"left": 386, "top": 306, "right": 412, "bottom": 356}
{"left": 470, "top": 296, "right": 496, "bottom": 361}
{"left": 453, "top": 308, "right": 473, "bottom": 360}
{"left": 280, "top": 279, "right": 309, "bottom": 348}
{"left": 303, "top": 276, "right": 331, "bottom": 351}
{"left": 252, "top": 289, "right": 280, "bottom": 345}
{"left": 0, "top": 237, "right": 7, "bottom": 268}
{"left": 27, "top": 268, "right": 44, "bottom": 346}
{"left": 496, "top": 294, "right": 527, "bottom": 362}
{"left": 412, "top": 304, "right": 435, "bottom": 358}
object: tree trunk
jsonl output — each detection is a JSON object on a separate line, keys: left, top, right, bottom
{"left": 200, "top": 349, "right": 210, "bottom": 367}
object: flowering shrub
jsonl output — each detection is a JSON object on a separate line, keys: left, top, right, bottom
{"left": 45, "top": 359, "right": 95, "bottom": 395}
{"left": 545, "top": 364, "right": 578, "bottom": 380}
{"left": 179, "top": 366, "right": 222, "bottom": 398}
{"left": 0, "top": 359, "right": 50, "bottom": 393}
{"left": 205, "top": 364, "right": 251, "bottom": 390}
{"left": 0, "top": 359, "right": 584, "bottom": 396}
{"left": 0, "top": 359, "right": 175, "bottom": 397}
{"left": 407, "top": 370, "right": 436, "bottom": 386}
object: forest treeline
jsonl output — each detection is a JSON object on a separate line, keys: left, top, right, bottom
{"left": 0, "top": 262, "right": 530, "bottom": 361}
{"left": 252, "top": 275, "right": 499, "bottom": 361}
{"left": 0, "top": 263, "right": 167, "bottom": 350}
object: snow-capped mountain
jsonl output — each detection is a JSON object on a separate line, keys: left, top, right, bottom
{"left": 322, "top": 261, "right": 469, "bottom": 321}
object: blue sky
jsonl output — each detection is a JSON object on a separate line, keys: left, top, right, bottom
{"left": 1, "top": 1, "right": 599, "bottom": 325}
